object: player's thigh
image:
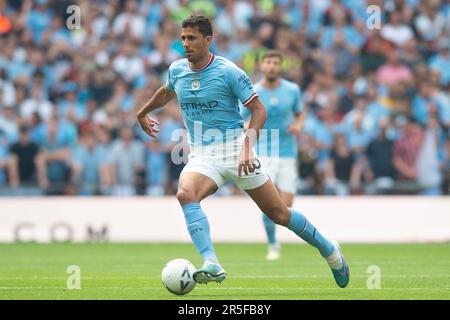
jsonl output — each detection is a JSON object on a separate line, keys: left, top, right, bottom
{"left": 245, "top": 179, "right": 290, "bottom": 226}
{"left": 177, "top": 172, "right": 218, "bottom": 204}
{"left": 276, "top": 158, "right": 297, "bottom": 207}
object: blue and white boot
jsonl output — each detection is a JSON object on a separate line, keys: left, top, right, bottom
{"left": 326, "top": 240, "right": 350, "bottom": 288}
{"left": 193, "top": 262, "right": 227, "bottom": 284}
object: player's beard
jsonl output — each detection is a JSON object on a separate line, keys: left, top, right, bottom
{"left": 187, "top": 51, "right": 208, "bottom": 65}
{"left": 266, "top": 74, "right": 279, "bottom": 83}
{"left": 186, "top": 52, "right": 195, "bottom": 62}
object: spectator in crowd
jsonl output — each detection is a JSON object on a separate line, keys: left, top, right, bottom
{"left": 58, "top": 82, "right": 87, "bottom": 123}
{"left": 343, "top": 95, "right": 375, "bottom": 152}
{"left": 364, "top": 117, "right": 396, "bottom": 194}
{"left": 145, "top": 138, "right": 166, "bottom": 196}
{"left": 414, "top": 0, "right": 448, "bottom": 42}
{"left": 0, "top": 1, "right": 12, "bottom": 35}
{"left": 112, "top": 0, "right": 146, "bottom": 41}
{"left": 19, "top": 86, "right": 53, "bottom": 122}
{"left": 412, "top": 81, "right": 450, "bottom": 127}
{"left": 428, "top": 40, "right": 450, "bottom": 88}
{"left": 112, "top": 42, "right": 145, "bottom": 83}
{"left": 94, "top": 126, "right": 114, "bottom": 195}
{"left": 36, "top": 118, "right": 73, "bottom": 195}
{"left": 416, "top": 112, "right": 444, "bottom": 195}
{"left": 399, "top": 38, "right": 423, "bottom": 71}
{"left": 392, "top": 118, "right": 424, "bottom": 193}
{"left": 345, "top": 110, "right": 372, "bottom": 159}
{"left": 442, "top": 137, "right": 450, "bottom": 194}
{"left": 71, "top": 131, "right": 107, "bottom": 195}
{"left": 0, "top": 103, "right": 18, "bottom": 142}
{"left": 360, "top": 33, "right": 392, "bottom": 74}
{"left": 329, "top": 31, "right": 356, "bottom": 79}
{"left": 380, "top": 10, "right": 414, "bottom": 47}
{"left": 8, "top": 125, "right": 42, "bottom": 195}
{"left": 320, "top": 2, "right": 364, "bottom": 53}
{"left": 297, "top": 132, "right": 320, "bottom": 195}
{"left": 108, "top": 126, "right": 145, "bottom": 196}
{"left": 0, "top": 68, "right": 16, "bottom": 107}
{"left": 376, "top": 50, "right": 413, "bottom": 86}
{"left": 325, "top": 133, "right": 361, "bottom": 195}
{"left": 0, "top": 130, "right": 9, "bottom": 189}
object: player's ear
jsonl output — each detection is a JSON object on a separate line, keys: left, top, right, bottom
{"left": 205, "top": 35, "right": 212, "bottom": 45}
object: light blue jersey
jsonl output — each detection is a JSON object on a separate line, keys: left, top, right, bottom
{"left": 166, "top": 54, "right": 258, "bottom": 146}
{"left": 241, "top": 79, "right": 302, "bottom": 158}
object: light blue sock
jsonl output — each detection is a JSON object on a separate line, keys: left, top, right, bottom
{"left": 287, "top": 208, "right": 334, "bottom": 257}
{"left": 262, "top": 214, "right": 277, "bottom": 245}
{"left": 182, "top": 202, "right": 217, "bottom": 263}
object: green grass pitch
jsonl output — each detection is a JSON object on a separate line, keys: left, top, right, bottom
{"left": 0, "top": 243, "right": 448, "bottom": 300}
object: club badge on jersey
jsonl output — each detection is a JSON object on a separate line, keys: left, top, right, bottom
{"left": 191, "top": 80, "right": 200, "bottom": 90}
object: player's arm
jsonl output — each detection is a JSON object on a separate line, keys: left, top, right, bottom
{"left": 239, "top": 97, "right": 267, "bottom": 176}
{"left": 288, "top": 112, "right": 305, "bottom": 135}
{"left": 136, "top": 85, "right": 176, "bottom": 138}
{"left": 7, "top": 153, "right": 19, "bottom": 188}
{"left": 243, "top": 97, "right": 267, "bottom": 145}
{"left": 228, "top": 64, "right": 265, "bottom": 176}
{"left": 288, "top": 86, "right": 305, "bottom": 135}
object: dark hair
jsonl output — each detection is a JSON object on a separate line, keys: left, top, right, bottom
{"left": 181, "top": 15, "right": 213, "bottom": 37}
{"left": 407, "top": 116, "right": 419, "bottom": 125}
{"left": 19, "top": 125, "right": 29, "bottom": 134}
{"left": 262, "top": 50, "right": 283, "bottom": 62}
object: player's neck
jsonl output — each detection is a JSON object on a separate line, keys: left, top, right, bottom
{"left": 189, "top": 52, "right": 213, "bottom": 71}
{"left": 262, "top": 78, "right": 281, "bottom": 89}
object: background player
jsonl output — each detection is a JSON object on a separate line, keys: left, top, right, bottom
{"left": 137, "top": 15, "right": 349, "bottom": 288}
{"left": 242, "top": 50, "right": 304, "bottom": 261}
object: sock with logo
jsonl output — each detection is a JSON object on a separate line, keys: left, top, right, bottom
{"left": 182, "top": 202, "right": 218, "bottom": 263}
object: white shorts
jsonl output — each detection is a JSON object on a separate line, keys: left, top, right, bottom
{"left": 182, "top": 134, "right": 269, "bottom": 190}
{"left": 259, "top": 156, "right": 298, "bottom": 194}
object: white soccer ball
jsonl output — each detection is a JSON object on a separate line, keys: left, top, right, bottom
{"left": 161, "top": 258, "right": 197, "bottom": 295}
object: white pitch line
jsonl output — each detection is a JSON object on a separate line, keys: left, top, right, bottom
{"left": 0, "top": 287, "right": 448, "bottom": 292}
{"left": 2, "top": 260, "right": 449, "bottom": 268}
{"left": 0, "top": 274, "right": 448, "bottom": 280}
{"left": 229, "top": 274, "right": 450, "bottom": 279}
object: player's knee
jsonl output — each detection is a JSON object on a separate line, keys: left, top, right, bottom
{"left": 265, "top": 205, "right": 290, "bottom": 226}
{"left": 176, "top": 189, "right": 198, "bottom": 205}
{"left": 283, "top": 198, "right": 294, "bottom": 208}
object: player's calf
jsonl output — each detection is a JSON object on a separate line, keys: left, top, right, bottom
{"left": 264, "top": 205, "right": 290, "bottom": 226}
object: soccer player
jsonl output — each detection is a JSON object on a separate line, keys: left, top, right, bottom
{"left": 136, "top": 16, "right": 349, "bottom": 288}
{"left": 241, "top": 50, "right": 304, "bottom": 261}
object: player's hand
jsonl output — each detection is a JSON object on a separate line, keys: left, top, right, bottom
{"left": 238, "top": 144, "right": 256, "bottom": 176}
{"left": 288, "top": 122, "right": 302, "bottom": 135}
{"left": 137, "top": 114, "right": 160, "bottom": 138}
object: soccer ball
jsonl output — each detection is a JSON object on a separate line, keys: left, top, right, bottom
{"left": 161, "top": 258, "right": 197, "bottom": 295}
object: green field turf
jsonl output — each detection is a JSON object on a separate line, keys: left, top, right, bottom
{"left": 0, "top": 243, "right": 448, "bottom": 300}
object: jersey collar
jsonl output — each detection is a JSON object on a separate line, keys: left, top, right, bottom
{"left": 189, "top": 53, "right": 215, "bottom": 72}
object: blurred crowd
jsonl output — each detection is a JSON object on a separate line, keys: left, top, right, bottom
{"left": 0, "top": 0, "right": 449, "bottom": 196}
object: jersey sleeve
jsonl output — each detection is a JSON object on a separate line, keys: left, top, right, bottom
{"left": 293, "top": 85, "right": 302, "bottom": 114}
{"left": 227, "top": 64, "right": 258, "bottom": 106}
{"left": 239, "top": 102, "right": 252, "bottom": 120}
